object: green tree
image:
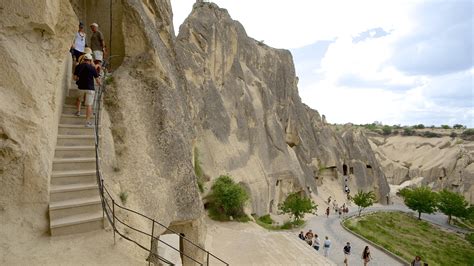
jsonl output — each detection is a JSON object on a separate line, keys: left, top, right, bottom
{"left": 209, "top": 175, "right": 249, "bottom": 218}
{"left": 413, "top": 124, "right": 425, "bottom": 129}
{"left": 400, "top": 186, "right": 438, "bottom": 219}
{"left": 279, "top": 192, "right": 317, "bottom": 222}
{"left": 352, "top": 190, "right": 376, "bottom": 216}
{"left": 453, "top": 124, "right": 465, "bottom": 129}
{"left": 437, "top": 189, "right": 470, "bottom": 224}
{"left": 441, "top": 125, "right": 451, "bottom": 129}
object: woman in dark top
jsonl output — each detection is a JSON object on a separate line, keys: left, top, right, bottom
{"left": 362, "top": 246, "right": 372, "bottom": 265}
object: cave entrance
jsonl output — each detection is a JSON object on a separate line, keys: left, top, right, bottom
{"left": 343, "top": 164, "right": 348, "bottom": 175}
{"left": 70, "top": 0, "right": 125, "bottom": 70}
{"left": 269, "top": 200, "right": 274, "bottom": 213}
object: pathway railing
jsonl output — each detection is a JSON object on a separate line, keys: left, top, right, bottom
{"left": 93, "top": 77, "right": 228, "bottom": 266}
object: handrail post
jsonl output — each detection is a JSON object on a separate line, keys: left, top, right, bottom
{"left": 206, "top": 251, "right": 210, "bottom": 266}
{"left": 149, "top": 220, "right": 155, "bottom": 266}
{"left": 112, "top": 199, "right": 116, "bottom": 244}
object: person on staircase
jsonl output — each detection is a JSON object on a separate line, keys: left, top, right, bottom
{"left": 90, "top": 23, "right": 106, "bottom": 64}
{"left": 73, "top": 53, "right": 101, "bottom": 127}
{"left": 70, "top": 22, "right": 86, "bottom": 63}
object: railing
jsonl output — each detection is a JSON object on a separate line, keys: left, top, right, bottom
{"left": 92, "top": 77, "right": 228, "bottom": 265}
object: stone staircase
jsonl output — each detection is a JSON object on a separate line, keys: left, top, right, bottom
{"left": 49, "top": 87, "right": 103, "bottom": 236}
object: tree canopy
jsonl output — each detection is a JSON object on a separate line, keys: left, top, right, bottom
{"left": 437, "top": 189, "right": 470, "bottom": 224}
{"left": 279, "top": 192, "right": 317, "bottom": 222}
{"left": 352, "top": 190, "right": 376, "bottom": 216}
{"left": 400, "top": 186, "right": 438, "bottom": 219}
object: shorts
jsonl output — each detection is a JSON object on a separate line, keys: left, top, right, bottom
{"left": 93, "top": 50, "right": 103, "bottom": 61}
{"left": 72, "top": 49, "right": 84, "bottom": 62}
{"left": 81, "top": 90, "right": 95, "bottom": 106}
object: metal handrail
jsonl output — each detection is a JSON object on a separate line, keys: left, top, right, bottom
{"left": 92, "top": 75, "right": 228, "bottom": 265}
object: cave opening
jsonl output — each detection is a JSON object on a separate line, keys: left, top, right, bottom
{"left": 343, "top": 164, "right": 348, "bottom": 175}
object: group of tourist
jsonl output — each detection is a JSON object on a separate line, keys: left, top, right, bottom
{"left": 325, "top": 198, "right": 349, "bottom": 218}
{"left": 70, "top": 21, "right": 107, "bottom": 127}
{"left": 298, "top": 231, "right": 373, "bottom": 265}
{"left": 298, "top": 230, "right": 332, "bottom": 257}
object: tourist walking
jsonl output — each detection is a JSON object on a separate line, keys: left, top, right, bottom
{"left": 298, "top": 231, "right": 305, "bottom": 240}
{"left": 411, "top": 256, "right": 422, "bottom": 266}
{"left": 312, "top": 234, "right": 320, "bottom": 251}
{"left": 343, "top": 242, "right": 351, "bottom": 264}
{"left": 327, "top": 196, "right": 332, "bottom": 205}
{"left": 74, "top": 54, "right": 101, "bottom": 127}
{"left": 323, "top": 236, "right": 331, "bottom": 257}
{"left": 326, "top": 207, "right": 330, "bottom": 218}
{"left": 362, "top": 246, "right": 372, "bottom": 265}
{"left": 90, "top": 23, "right": 106, "bottom": 63}
{"left": 71, "top": 22, "right": 86, "bottom": 62}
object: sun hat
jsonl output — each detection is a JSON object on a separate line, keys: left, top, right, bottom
{"left": 84, "top": 47, "right": 92, "bottom": 54}
{"left": 90, "top": 22, "right": 98, "bottom": 27}
{"left": 84, "top": 54, "right": 93, "bottom": 60}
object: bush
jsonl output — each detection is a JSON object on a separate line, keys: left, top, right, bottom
{"left": 441, "top": 125, "right": 450, "bottom": 129}
{"left": 466, "top": 233, "right": 474, "bottom": 246}
{"left": 403, "top": 127, "right": 415, "bottom": 136}
{"left": 382, "top": 125, "right": 392, "bottom": 135}
{"left": 453, "top": 124, "right": 465, "bottom": 129}
{"left": 422, "top": 131, "right": 441, "bottom": 138}
{"left": 413, "top": 124, "right": 425, "bottom": 129}
{"left": 258, "top": 214, "right": 273, "bottom": 225}
{"left": 119, "top": 191, "right": 128, "bottom": 204}
{"left": 450, "top": 132, "right": 458, "bottom": 138}
{"left": 462, "top": 129, "right": 474, "bottom": 136}
{"left": 207, "top": 175, "right": 249, "bottom": 221}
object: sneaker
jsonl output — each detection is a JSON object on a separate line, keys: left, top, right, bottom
{"left": 85, "top": 121, "right": 93, "bottom": 128}
{"left": 75, "top": 111, "right": 81, "bottom": 117}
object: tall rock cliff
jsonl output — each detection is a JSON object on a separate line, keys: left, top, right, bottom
{"left": 176, "top": 2, "right": 390, "bottom": 215}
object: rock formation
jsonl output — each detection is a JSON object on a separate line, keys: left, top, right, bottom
{"left": 369, "top": 134, "right": 474, "bottom": 203}
{"left": 176, "top": 2, "right": 390, "bottom": 215}
{"left": 1, "top": 0, "right": 391, "bottom": 262}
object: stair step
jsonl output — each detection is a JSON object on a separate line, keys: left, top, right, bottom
{"left": 52, "top": 157, "right": 96, "bottom": 171}
{"left": 57, "top": 135, "right": 95, "bottom": 146}
{"left": 49, "top": 196, "right": 102, "bottom": 220}
{"left": 50, "top": 196, "right": 101, "bottom": 210}
{"left": 50, "top": 182, "right": 99, "bottom": 201}
{"left": 50, "top": 211, "right": 103, "bottom": 236}
{"left": 58, "top": 124, "right": 97, "bottom": 135}
{"left": 52, "top": 169, "right": 96, "bottom": 178}
{"left": 60, "top": 114, "right": 95, "bottom": 125}
{"left": 54, "top": 146, "right": 95, "bottom": 158}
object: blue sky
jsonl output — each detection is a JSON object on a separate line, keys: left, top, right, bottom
{"left": 172, "top": 0, "right": 473, "bottom": 127}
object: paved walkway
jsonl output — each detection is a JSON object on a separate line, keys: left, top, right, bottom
{"left": 300, "top": 199, "right": 468, "bottom": 266}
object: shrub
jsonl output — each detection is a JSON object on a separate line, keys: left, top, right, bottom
{"left": 403, "top": 127, "right": 415, "bottom": 136}
{"left": 441, "top": 125, "right": 450, "bottom": 129}
{"left": 382, "top": 125, "right": 392, "bottom": 135}
{"left": 462, "top": 129, "right": 474, "bottom": 136}
{"left": 466, "top": 233, "right": 474, "bottom": 246}
{"left": 279, "top": 192, "right": 317, "bottom": 222}
{"left": 119, "top": 191, "right": 128, "bottom": 204}
{"left": 207, "top": 175, "right": 249, "bottom": 221}
{"left": 450, "top": 132, "right": 458, "bottom": 138}
{"left": 422, "top": 131, "right": 441, "bottom": 138}
{"left": 413, "top": 124, "right": 425, "bottom": 129}
{"left": 453, "top": 124, "right": 465, "bottom": 129}
{"left": 194, "top": 147, "right": 204, "bottom": 193}
{"left": 258, "top": 214, "right": 273, "bottom": 225}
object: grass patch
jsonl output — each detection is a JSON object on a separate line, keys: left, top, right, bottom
{"left": 253, "top": 214, "right": 305, "bottom": 230}
{"left": 119, "top": 191, "right": 128, "bottom": 205}
{"left": 343, "top": 212, "right": 474, "bottom": 265}
{"left": 452, "top": 217, "right": 474, "bottom": 231}
{"left": 207, "top": 206, "right": 250, "bottom": 222}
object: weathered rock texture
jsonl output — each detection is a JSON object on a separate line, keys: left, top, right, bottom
{"left": 0, "top": 1, "right": 75, "bottom": 208}
{"left": 369, "top": 135, "right": 474, "bottom": 203}
{"left": 176, "top": 2, "right": 390, "bottom": 215}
